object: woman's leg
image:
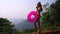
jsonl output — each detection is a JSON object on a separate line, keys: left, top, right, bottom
{"left": 34, "top": 22, "right": 37, "bottom": 34}
{"left": 37, "top": 19, "right": 41, "bottom": 34}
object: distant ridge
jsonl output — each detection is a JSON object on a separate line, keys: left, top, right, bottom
{"left": 9, "top": 19, "right": 34, "bottom": 31}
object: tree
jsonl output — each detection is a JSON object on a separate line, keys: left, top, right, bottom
{"left": 50, "top": 0, "right": 60, "bottom": 26}
{"left": 0, "top": 18, "right": 21, "bottom": 34}
{"left": 41, "top": 0, "right": 60, "bottom": 30}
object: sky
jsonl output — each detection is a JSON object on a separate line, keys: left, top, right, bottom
{"left": 0, "top": 0, "right": 55, "bottom": 19}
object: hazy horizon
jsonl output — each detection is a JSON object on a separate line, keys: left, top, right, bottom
{"left": 0, "top": 0, "right": 56, "bottom": 19}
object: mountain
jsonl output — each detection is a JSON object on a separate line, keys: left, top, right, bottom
{"left": 9, "top": 18, "right": 42, "bottom": 32}
{"left": 9, "top": 19, "right": 34, "bottom": 31}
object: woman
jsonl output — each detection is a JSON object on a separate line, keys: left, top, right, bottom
{"left": 34, "top": 2, "right": 42, "bottom": 34}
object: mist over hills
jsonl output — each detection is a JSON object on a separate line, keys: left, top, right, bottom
{"left": 9, "top": 18, "right": 42, "bottom": 31}
{"left": 9, "top": 19, "right": 34, "bottom": 31}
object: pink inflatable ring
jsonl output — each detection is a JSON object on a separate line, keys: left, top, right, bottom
{"left": 27, "top": 11, "right": 39, "bottom": 23}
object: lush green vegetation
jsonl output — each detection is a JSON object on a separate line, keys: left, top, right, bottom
{"left": 41, "top": 0, "right": 60, "bottom": 31}
{"left": 0, "top": 18, "right": 21, "bottom": 34}
{"left": 21, "top": 29, "right": 34, "bottom": 34}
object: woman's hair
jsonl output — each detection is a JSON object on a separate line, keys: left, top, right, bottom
{"left": 37, "top": 2, "right": 42, "bottom": 6}
{"left": 36, "top": 2, "right": 42, "bottom": 11}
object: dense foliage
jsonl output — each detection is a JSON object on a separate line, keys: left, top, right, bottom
{"left": 41, "top": 0, "right": 60, "bottom": 31}
{"left": 0, "top": 18, "right": 21, "bottom": 34}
